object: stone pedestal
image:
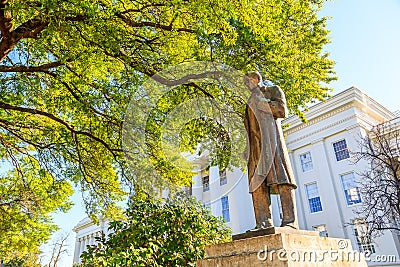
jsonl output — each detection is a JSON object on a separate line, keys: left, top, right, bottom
{"left": 197, "top": 227, "right": 368, "bottom": 267}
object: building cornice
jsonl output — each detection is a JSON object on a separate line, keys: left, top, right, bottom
{"left": 286, "top": 114, "right": 357, "bottom": 146}
{"left": 284, "top": 87, "right": 395, "bottom": 135}
{"left": 285, "top": 103, "right": 355, "bottom": 136}
{"left": 73, "top": 217, "right": 106, "bottom": 233}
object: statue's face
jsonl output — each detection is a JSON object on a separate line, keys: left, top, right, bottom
{"left": 244, "top": 76, "right": 259, "bottom": 90}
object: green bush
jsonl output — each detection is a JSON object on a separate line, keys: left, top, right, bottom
{"left": 81, "top": 195, "right": 231, "bottom": 266}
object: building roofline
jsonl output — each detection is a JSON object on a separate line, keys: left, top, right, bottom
{"left": 283, "top": 86, "right": 395, "bottom": 131}
{"left": 73, "top": 216, "right": 106, "bottom": 233}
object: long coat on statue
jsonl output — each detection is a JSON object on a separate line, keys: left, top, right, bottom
{"left": 244, "top": 85, "right": 297, "bottom": 194}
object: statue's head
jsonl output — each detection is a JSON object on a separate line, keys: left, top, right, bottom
{"left": 244, "top": 72, "right": 262, "bottom": 91}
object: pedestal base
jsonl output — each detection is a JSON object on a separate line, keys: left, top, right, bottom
{"left": 197, "top": 228, "right": 368, "bottom": 267}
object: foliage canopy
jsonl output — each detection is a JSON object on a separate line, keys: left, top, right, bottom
{"left": 0, "top": 160, "right": 72, "bottom": 263}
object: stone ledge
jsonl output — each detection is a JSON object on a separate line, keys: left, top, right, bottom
{"left": 198, "top": 231, "right": 368, "bottom": 267}
{"left": 232, "top": 226, "right": 319, "bottom": 241}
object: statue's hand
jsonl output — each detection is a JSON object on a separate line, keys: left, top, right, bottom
{"left": 256, "top": 97, "right": 272, "bottom": 113}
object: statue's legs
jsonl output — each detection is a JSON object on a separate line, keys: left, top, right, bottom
{"left": 278, "top": 184, "right": 298, "bottom": 229}
{"left": 251, "top": 179, "right": 273, "bottom": 229}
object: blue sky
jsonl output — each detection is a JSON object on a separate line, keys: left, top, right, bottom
{"left": 47, "top": 0, "right": 400, "bottom": 265}
{"left": 320, "top": 0, "right": 400, "bottom": 112}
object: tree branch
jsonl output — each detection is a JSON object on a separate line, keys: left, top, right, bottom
{"left": 116, "top": 13, "right": 195, "bottom": 33}
{"left": 0, "top": 17, "right": 48, "bottom": 62}
{"left": 0, "top": 101, "right": 123, "bottom": 155}
{"left": 0, "top": 61, "right": 63, "bottom": 72}
{"left": 0, "top": 0, "right": 12, "bottom": 39}
{"left": 43, "top": 70, "right": 123, "bottom": 126}
{"left": 118, "top": 4, "right": 166, "bottom": 15}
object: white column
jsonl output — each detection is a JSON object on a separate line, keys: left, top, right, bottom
{"left": 94, "top": 231, "right": 99, "bottom": 246}
{"left": 86, "top": 235, "right": 90, "bottom": 247}
{"left": 97, "top": 231, "right": 102, "bottom": 242}
{"left": 318, "top": 138, "right": 349, "bottom": 239}
{"left": 209, "top": 166, "right": 221, "bottom": 216}
{"left": 192, "top": 172, "right": 203, "bottom": 201}
{"left": 82, "top": 237, "right": 86, "bottom": 252}
{"left": 73, "top": 238, "right": 81, "bottom": 263}
{"left": 289, "top": 151, "right": 308, "bottom": 230}
{"left": 79, "top": 237, "right": 85, "bottom": 263}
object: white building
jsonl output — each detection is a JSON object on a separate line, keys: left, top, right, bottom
{"left": 72, "top": 217, "right": 109, "bottom": 264}
{"left": 283, "top": 87, "right": 399, "bottom": 266}
{"left": 73, "top": 87, "right": 400, "bottom": 266}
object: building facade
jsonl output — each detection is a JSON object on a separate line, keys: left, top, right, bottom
{"left": 72, "top": 217, "right": 109, "bottom": 264}
{"left": 283, "top": 87, "right": 399, "bottom": 266}
{"left": 73, "top": 87, "right": 400, "bottom": 266}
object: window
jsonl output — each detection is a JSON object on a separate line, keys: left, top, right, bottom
{"left": 221, "top": 196, "right": 230, "bottom": 222}
{"left": 219, "top": 169, "right": 227, "bottom": 186}
{"left": 305, "top": 183, "right": 323, "bottom": 213}
{"left": 300, "top": 152, "right": 313, "bottom": 172}
{"left": 353, "top": 219, "right": 376, "bottom": 254}
{"left": 313, "top": 224, "right": 328, "bottom": 237}
{"left": 333, "top": 139, "right": 350, "bottom": 161}
{"left": 276, "top": 196, "right": 283, "bottom": 219}
{"left": 203, "top": 202, "right": 211, "bottom": 211}
{"left": 341, "top": 173, "right": 362, "bottom": 205}
{"left": 202, "top": 175, "right": 210, "bottom": 192}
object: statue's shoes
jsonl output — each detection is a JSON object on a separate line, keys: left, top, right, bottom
{"left": 247, "top": 225, "right": 274, "bottom": 232}
{"left": 280, "top": 222, "right": 298, "bottom": 229}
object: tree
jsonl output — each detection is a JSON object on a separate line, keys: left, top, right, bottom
{"left": 0, "top": 160, "right": 72, "bottom": 264}
{"left": 80, "top": 195, "right": 231, "bottom": 266}
{"left": 354, "top": 119, "right": 400, "bottom": 234}
{"left": 43, "top": 232, "right": 71, "bottom": 267}
{"left": 1, "top": 255, "right": 41, "bottom": 267}
{"left": 0, "top": 0, "right": 336, "bottom": 259}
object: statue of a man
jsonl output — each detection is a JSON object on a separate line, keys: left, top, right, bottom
{"left": 243, "top": 72, "right": 298, "bottom": 229}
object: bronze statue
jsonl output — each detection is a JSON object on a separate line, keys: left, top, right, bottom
{"left": 243, "top": 72, "right": 298, "bottom": 229}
